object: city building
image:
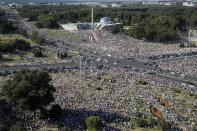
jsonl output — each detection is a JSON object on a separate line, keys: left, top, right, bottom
{"left": 158, "top": 1, "right": 177, "bottom": 6}
{"left": 111, "top": 3, "right": 122, "bottom": 7}
{"left": 142, "top": 1, "right": 159, "bottom": 5}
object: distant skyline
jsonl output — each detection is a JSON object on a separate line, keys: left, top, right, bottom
{"left": 1, "top": 0, "right": 165, "bottom": 4}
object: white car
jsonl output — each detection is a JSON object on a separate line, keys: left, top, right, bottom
{"left": 189, "top": 85, "right": 194, "bottom": 88}
{"left": 104, "top": 59, "right": 108, "bottom": 63}
{"left": 107, "top": 54, "right": 112, "bottom": 57}
{"left": 113, "top": 62, "right": 118, "bottom": 65}
{"left": 170, "top": 72, "right": 175, "bottom": 75}
{"left": 180, "top": 74, "right": 185, "bottom": 78}
{"left": 181, "top": 83, "right": 186, "bottom": 86}
{"left": 96, "top": 58, "right": 101, "bottom": 62}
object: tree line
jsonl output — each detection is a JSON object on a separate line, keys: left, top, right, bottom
{"left": 17, "top": 5, "right": 197, "bottom": 43}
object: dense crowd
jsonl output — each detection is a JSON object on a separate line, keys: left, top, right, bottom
{"left": 48, "top": 67, "right": 196, "bottom": 130}
{"left": 0, "top": 9, "right": 197, "bottom": 130}
{"left": 157, "top": 57, "right": 197, "bottom": 76}
{"left": 72, "top": 31, "right": 197, "bottom": 59}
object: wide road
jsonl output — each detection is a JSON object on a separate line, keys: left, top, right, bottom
{"left": 0, "top": 62, "right": 78, "bottom": 72}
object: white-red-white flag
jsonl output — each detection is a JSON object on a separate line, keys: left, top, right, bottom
{"left": 89, "top": 31, "right": 100, "bottom": 42}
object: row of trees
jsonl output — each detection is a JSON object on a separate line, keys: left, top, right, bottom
{"left": 17, "top": 5, "right": 197, "bottom": 42}
{"left": 126, "top": 16, "right": 179, "bottom": 42}
{"left": 35, "top": 14, "right": 59, "bottom": 29}
{"left": 17, "top": 5, "right": 197, "bottom": 29}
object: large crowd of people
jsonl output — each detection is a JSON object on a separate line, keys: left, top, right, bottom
{"left": 157, "top": 57, "right": 197, "bottom": 76}
{"left": 0, "top": 10, "right": 197, "bottom": 130}
{"left": 71, "top": 31, "right": 197, "bottom": 59}
{"left": 43, "top": 67, "right": 196, "bottom": 130}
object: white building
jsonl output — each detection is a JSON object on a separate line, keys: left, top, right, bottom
{"left": 60, "top": 23, "right": 79, "bottom": 32}
{"left": 158, "top": 1, "right": 177, "bottom": 6}
{"left": 183, "top": 1, "right": 195, "bottom": 6}
{"left": 142, "top": 1, "right": 158, "bottom": 5}
{"left": 111, "top": 3, "right": 122, "bottom": 7}
{"left": 95, "top": 17, "right": 123, "bottom": 31}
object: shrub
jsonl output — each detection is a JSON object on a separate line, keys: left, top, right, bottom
{"left": 39, "top": 108, "right": 48, "bottom": 119}
{"left": 85, "top": 116, "right": 102, "bottom": 131}
{"left": 31, "top": 32, "right": 45, "bottom": 45}
{"left": 48, "top": 104, "right": 63, "bottom": 120}
{"left": 2, "top": 70, "right": 55, "bottom": 112}
{"left": 0, "top": 20, "right": 15, "bottom": 33}
{"left": 147, "top": 117, "right": 158, "bottom": 127}
{"left": 10, "top": 124, "right": 26, "bottom": 131}
{"left": 0, "top": 40, "right": 14, "bottom": 52}
{"left": 158, "top": 119, "right": 172, "bottom": 131}
{"left": 134, "top": 118, "right": 149, "bottom": 128}
{"left": 0, "top": 125, "right": 10, "bottom": 131}
{"left": 0, "top": 53, "right": 2, "bottom": 60}
{"left": 136, "top": 112, "right": 143, "bottom": 118}
{"left": 37, "top": 14, "right": 59, "bottom": 29}
{"left": 59, "top": 127, "right": 68, "bottom": 131}
{"left": 13, "top": 39, "right": 30, "bottom": 51}
{"left": 34, "top": 21, "right": 43, "bottom": 28}
{"left": 32, "top": 47, "right": 44, "bottom": 57}
{"left": 138, "top": 80, "right": 148, "bottom": 85}
{"left": 0, "top": 38, "right": 30, "bottom": 52}
{"left": 172, "top": 87, "right": 181, "bottom": 93}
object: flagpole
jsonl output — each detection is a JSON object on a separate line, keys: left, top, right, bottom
{"left": 91, "top": 7, "right": 94, "bottom": 30}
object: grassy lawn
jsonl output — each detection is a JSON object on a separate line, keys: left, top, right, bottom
{"left": 0, "top": 76, "right": 10, "bottom": 91}
{"left": 43, "top": 29, "right": 83, "bottom": 42}
{"left": 0, "top": 34, "right": 33, "bottom": 45}
{"left": 132, "top": 127, "right": 162, "bottom": 131}
{"left": 107, "top": 125, "right": 162, "bottom": 131}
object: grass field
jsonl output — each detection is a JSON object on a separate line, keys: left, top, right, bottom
{"left": 43, "top": 29, "right": 82, "bottom": 42}
{"left": 132, "top": 127, "right": 162, "bottom": 131}
{"left": 107, "top": 125, "right": 162, "bottom": 131}
{"left": 0, "top": 34, "right": 34, "bottom": 45}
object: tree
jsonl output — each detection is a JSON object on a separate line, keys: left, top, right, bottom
{"left": 85, "top": 116, "right": 102, "bottom": 131}
{"left": 31, "top": 31, "right": 45, "bottom": 45}
{"left": 147, "top": 117, "right": 158, "bottom": 127}
{"left": 0, "top": 37, "right": 30, "bottom": 53}
{"left": 0, "top": 125, "right": 10, "bottom": 131}
{"left": 2, "top": 70, "right": 55, "bottom": 112}
{"left": 39, "top": 108, "right": 48, "bottom": 119}
{"left": 0, "top": 53, "right": 2, "bottom": 60}
{"left": 13, "top": 39, "right": 30, "bottom": 51}
{"left": 134, "top": 118, "right": 149, "bottom": 128}
{"left": 0, "top": 20, "right": 15, "bottom": 33}
{"left": 32, "top": 47, "right": 44, "bottom": 58}
{"left": 59, "top": 127, "right": 68, "bottom": 131}
{"left": 111, "top": 25, "right": 123, "bottom": 34}
{"left": 37, "top": 14, "right": 59, "bottom": 29}
{"left": 48, "top": 104, "right": 63, "bottom": 120}
{"left": 10, "top": 125, "right": 26, "bottom": 131}
{"left": 158, "top": 119, "right": 172, "bottom": 131}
